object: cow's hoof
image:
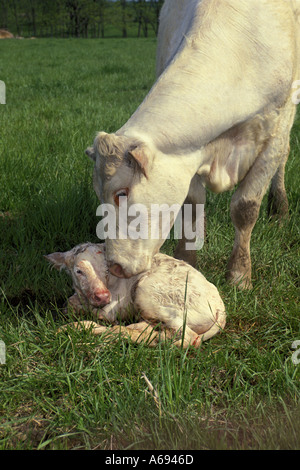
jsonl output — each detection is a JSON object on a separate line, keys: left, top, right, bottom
{"left": 226, "top": 271, "right": 253, "bottom": 290}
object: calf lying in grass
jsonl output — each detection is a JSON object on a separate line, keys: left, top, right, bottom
{"left": 45, "top": 243, "right": 226, "bottom": 348}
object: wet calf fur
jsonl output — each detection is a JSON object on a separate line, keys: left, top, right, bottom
{"left": 46, "top": 242, "right": 226, "bottom": 348}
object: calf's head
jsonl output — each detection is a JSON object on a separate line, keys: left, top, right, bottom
{"left": 86, "top": 132, "right": 194, "bottom": 278}
{"left": 45, "top": 243, "right": 111, "bottom": 307}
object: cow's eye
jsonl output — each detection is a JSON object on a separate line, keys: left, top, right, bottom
{"left": 75, "top": 268, "right": 84, "bottom": 276}
{"left": 114, "top": 188, "right": 129, "bottom": 206}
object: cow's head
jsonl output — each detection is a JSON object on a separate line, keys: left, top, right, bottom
{"left": 45, "top": 243, "right": 111, "bottom": 307}
{"left": 86, "top": 132, "right": 194, "bottom": 278}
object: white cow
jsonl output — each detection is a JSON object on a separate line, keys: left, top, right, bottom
{"left": 86, "top": 0, "right": 300, "bottom": 288}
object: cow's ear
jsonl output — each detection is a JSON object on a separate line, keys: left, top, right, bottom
{"left": 128, "top": 146, "right": 149, "bottom": 178}
{"left": 44, "top": 252, "right": 68, "bottom": 271}
{"left": 85, "top": 146, "right": 96, "bottom": 162}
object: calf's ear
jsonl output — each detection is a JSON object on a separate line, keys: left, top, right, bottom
{"left": 128, "top": 145, "right": 149, "bottom": 178}
{"left": 44, "top": 252, "right": 68, "bottom": 271}
{"left": 85, "top": 146, "right": 96, "bottom": 162}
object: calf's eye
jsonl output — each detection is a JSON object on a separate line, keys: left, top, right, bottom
{"left": 75, "top": 268, "right": 84, "bottom": 276}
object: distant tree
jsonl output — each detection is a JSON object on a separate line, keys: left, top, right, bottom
{"left": 109, "top": 0, "right": 133, "bottom": 38}
{"left": 133, "top": 0, "right": 163, "bottom": 37}
{"left": 39, "top": 0, "right": 64, "bottom": 36}
{"left": 9, "top": 0, "right": 21, "bottom": 36}
{"left": 25, "top": 0, "right": 38, "bottom": 36}
{"left": 149, "top": 0, "right": 163, "bottom": 35}
{"left": 133, "top": 0, "right": 146, "bottom": 37}
{"left": 64, "top": 0, "right": 95, "bottom": 37}
{"left": 0, "top": 0, "right": 163, "bottom": 38}
{"left": 120, "top": 0, "right": 128, "bottom": 38}
{"left": 94, "top": 0, "right": 108, "bottom": 38}
{"left": 0, "top": 0, "right": 8, "bottom": 29}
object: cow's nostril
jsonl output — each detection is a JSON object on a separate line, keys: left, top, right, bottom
{"left": 109, "top": 263, "right": 126, "bottom": 278}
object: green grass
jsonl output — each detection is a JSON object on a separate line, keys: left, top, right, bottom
{"left": 0, "top": 38, "right": 299, "bottom": 450}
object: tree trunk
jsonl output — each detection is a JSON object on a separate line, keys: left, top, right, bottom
{"left": 31, "top": 6, "right": 36, "bottom": 36}
{"left": 121, "top": 0, "right": 127, "bottom": 38}
{"left": 0, "top": 1, "right": 8, "bottom": 29}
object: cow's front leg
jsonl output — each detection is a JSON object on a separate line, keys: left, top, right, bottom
{"left": 174, "top": 175, "right": 206, "bottom": 267}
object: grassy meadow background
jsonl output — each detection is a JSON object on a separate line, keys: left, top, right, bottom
{"left": 0, "top": 38, "right": 299, "bottom": 450}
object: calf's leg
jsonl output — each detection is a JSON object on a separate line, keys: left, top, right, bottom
{"left": 58, "top": 315, "right": 224, "bottom": 349}
{"left": 64, "top": 293, "right": 86, "bottom": 314}
{"left": 58, "top": 320, "right": 160, "bottom": 346}
{"left": 92, "top": 321, "right": 198, "bottom": 348}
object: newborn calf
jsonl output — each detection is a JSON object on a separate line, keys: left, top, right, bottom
{"left": 46, "top": 242, "right": 226, "bottom": 348}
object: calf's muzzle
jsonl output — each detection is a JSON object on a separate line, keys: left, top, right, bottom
{"left": 91, "top": 288, "right": 111, "bottom": 306}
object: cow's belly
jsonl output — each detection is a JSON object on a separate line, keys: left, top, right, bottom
{"left": 197, "top": 148, "right": 257, "bottom": 194}
{"left": 197, "top": 161, "right": 238, "bottom": 193}
{"left": 196, "top": 115, "right": 275, "bottom": 193}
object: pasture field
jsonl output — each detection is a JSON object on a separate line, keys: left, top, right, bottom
{"left": 0, "top": 38, "right": 299, "bottom": 450}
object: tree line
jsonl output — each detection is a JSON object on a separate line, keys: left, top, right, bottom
{"left": 0, "top": 0, "right": 164, "bottom": 38}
